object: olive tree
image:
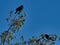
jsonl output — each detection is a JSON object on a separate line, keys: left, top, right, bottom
{"left": 0, "top": 5, "right": 60, "bottom": 45}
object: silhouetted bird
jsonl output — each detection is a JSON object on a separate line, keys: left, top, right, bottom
{"left": 45, "top": 34, "right": 56, "bottom": 41}
{"left": 45, "top": 34, "right": 51, "bottom": 40}
{"left": 15, "top": 5, "right": 24, "bottom": 14}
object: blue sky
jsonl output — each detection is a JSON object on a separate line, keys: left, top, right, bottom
{"left": 0, "top": 0, "right": 60, "bottom": 45}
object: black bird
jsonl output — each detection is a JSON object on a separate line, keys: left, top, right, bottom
{"left": 45, "top": 34, "right": 51, "bottom": 40}
{"left": 15, "top": 5, "right": 24, "bottom": 14}
{"left": 45, "top": 34, "right": 55, "bottom": 41}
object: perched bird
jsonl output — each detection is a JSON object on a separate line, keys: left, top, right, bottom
{"left": 45, "top": 34, "right": 56, "bottom": 41}
{"left": 45, "top": 34, "right": 50, "bottom": 39}
{"left": 15, "top": 5, "right": 24, "bottom": 14}
{"left": 45, "top": 34, "right": 52, "bottom": 40}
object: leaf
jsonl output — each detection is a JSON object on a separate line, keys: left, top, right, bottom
{"left": 41, "top": 33, "right": 45, "bottom": 39}
{"left": 14, "top": 43, "right": 20, "bottom": 45}
{"left": 32, "top": 36, "right": 35, "bottom": 39}
{"left": 45, "top": 40, "right": 48, "bottom": 44}
{"left": 9, "top": 11, "right": 13, "bottom": 17}
{"left": 20, "top": 36, "right": 24, "bottom": 41}
{"left": 12, "top": 29, "right": 17, "bottom": 33}
{"left": 9, "top": 35, "right": 14, "bottom": 40}
{"left": 50, "top": 42, "right": 55, "bottom": 45}
{"left": 6, "top": 18, "right": 9, "bottom": 22}
{"left": 24, "top": 12, "right": 26, "bottom": 17}
{"left": 58, "top": 37, "right": 60, "bottom": 41}
{"left": 6, "top": 38, "right": 10, "bottom": 45}
{"left": 22, "top": 41, "right": 26, "bottom": 45}
{"left": 19, "top": 15, "right": 24, "bottom": 19}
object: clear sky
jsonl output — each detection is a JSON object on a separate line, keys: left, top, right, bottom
{"left": 0, "top": 0, "right": 60, "bottom": 45}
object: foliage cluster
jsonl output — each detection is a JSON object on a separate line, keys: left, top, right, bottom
{"left": 0, "top": 5, "right": 60, "bottom": 45}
